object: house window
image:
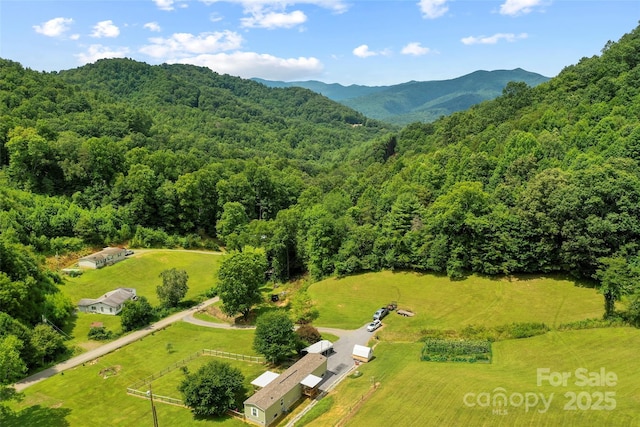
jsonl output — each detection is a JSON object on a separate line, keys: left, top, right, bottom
{"left": 280, "top": 399, "right": 284, "bottom": 406}
{"left": 91, "top": 306, "right": 96, "bottom": 311}
{"left": 101, "top": 307, "right": 104, "bottom": 312}
{"left": 109, "top": 308, "right": 112, "bottom": 313}
{"left": 251, "top": 407, "right": 258, "bottom": 417}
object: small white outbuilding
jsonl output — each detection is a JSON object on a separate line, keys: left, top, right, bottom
{"left": 352, "top": 344, "right": 373, "bottom": 363}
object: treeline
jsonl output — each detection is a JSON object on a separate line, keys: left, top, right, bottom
{"left": 2, "top": 25, "right": 640, "bottom": 335}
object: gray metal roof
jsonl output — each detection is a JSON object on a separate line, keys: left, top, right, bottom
{"left": 78, "top": 288, "right": 136, "bottom": 308}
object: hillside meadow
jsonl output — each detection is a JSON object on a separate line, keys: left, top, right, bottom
{"left": 309, "top": 271, "right": 604, "bottom": 336}
{"left": 61, "top": 249, "right": 223, "bottom": 306}
{"left": 306, "top": 328, "right": 640, "bottom": 426}
{"left": 60, "top": 249, "right": 223, "bottom": 348}
{"left": 7, "top": 269, "right": 629, "bottom": 426}
{"left": 6, "top": 322, "right": 257, "bottom": 427}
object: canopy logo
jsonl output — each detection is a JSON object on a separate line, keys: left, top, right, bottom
{"left": 463, "top": 367, "right": 617, "bottom": 416}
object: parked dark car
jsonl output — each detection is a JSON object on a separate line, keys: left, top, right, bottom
{"left": 373, "top": 307, "right": 389, "bottom": 321}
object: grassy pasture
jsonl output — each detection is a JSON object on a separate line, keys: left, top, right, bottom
{"left": 311, "top": 328, "right": 640, "bottom": 426}
{"left": 6, "top": 322, "right": 257, "bottom": 427}
{"left": 60, "top": 249, "right": 222, "bottom": 307}
{"left": 7, "top": 269, "right": 633, "bottom": 427}
{"left": 59, "top": 250, "right": 223, "bottom": 346}
{"left": 309, "top": 271, "right": 604, "bottom": 338}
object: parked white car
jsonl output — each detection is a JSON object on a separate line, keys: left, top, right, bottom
{"left": 367, "top": 319, "right": 382, "bottom": 332}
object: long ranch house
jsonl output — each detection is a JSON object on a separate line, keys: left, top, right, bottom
{"left": 77, "top": 288, "right": 137, "bottom": 315}
{"left": 78, "top": 247, "right": 127, "bottom": 269}
{"left": 244, "top": 353, "right": 327, "bottom": 426}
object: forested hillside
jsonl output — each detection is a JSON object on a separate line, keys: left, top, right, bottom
{"left": 256, "top": 69, "right": 549, "bottom": 125}
{"left": 1, "top": 23, "right": 640, "bottom": 388}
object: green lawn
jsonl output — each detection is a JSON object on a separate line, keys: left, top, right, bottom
{"left": 309, "top": 271, "right": 603, "bottom": 337}
{"left": 7, "top": 270, "right": 635, "bottom": 427}
{"left": 59, "top": 250, "right": 223, "bottom": 347}
{"left": 311, "top": 327, "right": 640, "bottom": 426}
{"left": 61, "top": 249, "right": 223, "bottom": 307}
{"left": 6, "top": 322, "right": 258, "bottom": 427}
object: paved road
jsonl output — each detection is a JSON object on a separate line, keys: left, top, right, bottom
{"left": 13, "top": 297, "right": 220, "bottom": 392}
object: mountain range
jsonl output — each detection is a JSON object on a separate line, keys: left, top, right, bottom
{"left": 254, "top": 68, "right": 549, "bottom": 125}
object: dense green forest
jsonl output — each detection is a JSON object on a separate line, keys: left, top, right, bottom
{"left": 2, "top": 23, "right": 640, "bottom": 386}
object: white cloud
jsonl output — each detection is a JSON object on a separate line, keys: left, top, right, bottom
{"left": 70, "top": 34, "right": 81, "bottom": 40}
{"left": 91, "top": 20, "right": 120, "bottom": 38}
{"left": 140, "top": 31, "right": 244, "bottom": 58}
{"left": 154, "top": 0, "right": 175, "bottom": 11}
{"left": 418, "top": 0, "right": 449, "bottom": 19}
{"left": 75, "top": 44, "right": 130, "bottom": 64}
{"left": 172, "top": 51, "right": 323, "bottom": 80}
{"left": 144, "top": 22, "right": 162, "bottom": 32}
{"left": 241, "top": 10, "right": 307, "bottom": 29}
{"left": 461, "top": 33, "right": 528, "bottom": 45}
{"left": 33, "top": 17, "right": 74, "bottom": 37}
{"left": 401, "top": 42, "right": 431, "bottom": 56}
{"left": 210, "top": 12, "right": 224, "bottom": 22}
{"left": 499, "top": 0, "right": 546, "bottom": 16}
{"left": 201, "top": 0, "right": 348, "bottom": 14}
{"left": 353, "top": 44, "right": 377, "bottom": 58}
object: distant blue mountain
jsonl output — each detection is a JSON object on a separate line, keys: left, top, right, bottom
{"left": 254, "top": 69, "right": 549, "bottom": 125}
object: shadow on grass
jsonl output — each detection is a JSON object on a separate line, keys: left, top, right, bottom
{"left": 1, "top": 405, "right": 71, "bottom": 427}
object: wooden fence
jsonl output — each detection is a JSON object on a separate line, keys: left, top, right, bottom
{"left": 127, "top": 388, "right": 186, "bottom": 407}
{"left": 127, "top": 349, "right": 265, "bottom": 406}
{"left": 201, "top": 349, "right": 264, "bottom": 364}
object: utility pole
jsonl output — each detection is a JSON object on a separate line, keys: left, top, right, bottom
{"left": 148, "top": 384, "right": 159, "bottom": 427}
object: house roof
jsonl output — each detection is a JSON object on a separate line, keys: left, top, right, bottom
{"left": 78, "top": 288, "right": 136, "bottom": 308}
{"left": 79, "top": 247, "right": 125, "bottom": 262}
{"left": 302, "top": 340, "right": 333, "bottom": 354}
{"left": 244, "top": 353, "right": 326, "bottom": 410}
{"left": 250, "top": 371, "right": 280, "bottom": 388}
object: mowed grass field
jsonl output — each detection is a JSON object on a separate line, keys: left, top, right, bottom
{"left": 6, "top": 322, "right": 257, "bottom": 427}
{"left": 60, "top": 250, "right": 223, "bottom": 347}
{"left": 308, "top": 271, "right": 604, "bottom": 337}
{"left": 308, "top": 328, "right": 640, "bottom": 426}
{"left": 8, "top": 269, "right": 636, "bottom": 426}
{"left": 62, "top": 249, "right": 222, "bottom": 306}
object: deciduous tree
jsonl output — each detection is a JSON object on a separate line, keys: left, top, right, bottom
{"left": 179, "top": 360, "right": 244, "bottom": 417}
{"left": 157, "top": 268, "right": 189, "bottom": 308}
{"left": 217, "top": 247, "right": 267, "bottom": 319}
{"left": 120, "top": 296, "right": 154, "bottom": 331}
{"left": 253, "top": 311, "right": 297, "bottom": 364}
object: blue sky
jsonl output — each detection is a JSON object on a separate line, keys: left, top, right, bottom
{"left": 1, "top": 1, "right": 638, "bottom": 85}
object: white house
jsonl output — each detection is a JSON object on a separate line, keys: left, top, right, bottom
{"left": 77, "top": 288, "right": 137, "bottom": 315}
{"left": 78, "top": 247, "right": 127, "bottom": 269}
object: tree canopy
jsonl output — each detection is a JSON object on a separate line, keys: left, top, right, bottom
{"left": 253, "top": 311, "right": 298, "bottom": 364}
{"left": 216, "top": 247, "right": 267, "bottom": 319}
{"left": 178, "top": 360, "right": 245, "bottom": 417}
{"left": 157, "top": 268, "right": 189, "bottom": 308}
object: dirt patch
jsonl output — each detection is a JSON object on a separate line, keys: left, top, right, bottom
{"left": 99, "top": 365, "right": 121, "bottom": 379}
{"left": 204, "top": 305, "right": 234, "bottom": 322}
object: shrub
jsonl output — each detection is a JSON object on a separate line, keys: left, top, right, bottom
{"left": 88, "top": 326, "right": 113, "bottom": 340}
{"left": 295, "top": 324, "right": 322, "bottom": 346}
